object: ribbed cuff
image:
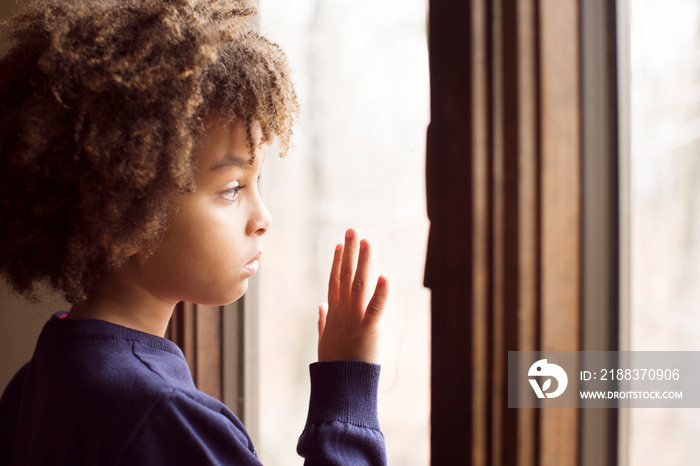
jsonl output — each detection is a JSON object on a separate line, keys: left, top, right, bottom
{"left": 305, "top": 360, "right": 381, "bottom": 430}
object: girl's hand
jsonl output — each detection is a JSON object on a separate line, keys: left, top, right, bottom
{"left": 317, "top": 228, "right": 389, "bottom": 364}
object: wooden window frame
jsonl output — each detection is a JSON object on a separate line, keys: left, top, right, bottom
{"left": 426, "top": 0, "right": 622, "bottom": 464}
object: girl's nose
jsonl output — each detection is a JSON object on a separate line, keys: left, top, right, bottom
{"left": 247, "top": 194, "right": 272, "bottom": 236}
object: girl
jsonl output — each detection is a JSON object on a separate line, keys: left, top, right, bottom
{"left": 0, "top": 0, "right": 389, "bottom": 464}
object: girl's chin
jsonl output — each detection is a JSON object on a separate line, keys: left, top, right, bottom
{"left": 231, "top": 279, "right": 248, "bottom": 301}
{"left": 192, "top": 279, "right": 248, "bottom": 307}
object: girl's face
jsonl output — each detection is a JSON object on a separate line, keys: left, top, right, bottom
{"left": 127, "top": 118, "right": 272, "bottom": 306}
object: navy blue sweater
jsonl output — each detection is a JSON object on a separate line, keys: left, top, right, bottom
{"left": 0, "top": 313, "right": 386, "bottom": 465}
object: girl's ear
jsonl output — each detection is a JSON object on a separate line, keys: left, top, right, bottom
{"left": 117, "top": 244, "right": 139, "bottom": 258}
{"left": 99, "top": 235, "right": 139, "bottom": 258}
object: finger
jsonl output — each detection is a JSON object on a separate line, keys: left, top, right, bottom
{"left": 363, "top": 275, "right": 389, "bottom": 328}
{"left": 350, "top": 238, "right": 371, "bottom": 312}
{"left": 328, "top": 243, "right": 343, "bottom": 308}
{"left": 338, "top": 228, "right": 358, "bottom": 303}
{"left": 318, "top": 303, "right": 328, "bottom": 338}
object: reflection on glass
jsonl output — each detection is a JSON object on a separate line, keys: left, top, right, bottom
{"left": 256, "top": 1, "right": 430, "bottom": 464}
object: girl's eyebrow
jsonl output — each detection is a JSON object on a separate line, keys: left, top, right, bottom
{"left": 210, "top": 154, "right": 255, "bottom": 171}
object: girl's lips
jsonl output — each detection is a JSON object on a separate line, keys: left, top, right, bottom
{"left": 243, "top": 259, "right": 259, "bottom": 275}
{"left": 243, "top": 252, "right": 262, "bottom": 275}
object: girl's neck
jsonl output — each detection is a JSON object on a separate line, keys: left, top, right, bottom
{"left": 68, "top": 267, "right": 176, "bottom": 337}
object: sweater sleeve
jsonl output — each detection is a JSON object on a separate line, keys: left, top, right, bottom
{"left": 297, "top": 361, "right": 387, "bottom": 466}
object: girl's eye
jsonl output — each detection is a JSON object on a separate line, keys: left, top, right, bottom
{"left": 221, "top": 181, "right": 244, "bottom": 202}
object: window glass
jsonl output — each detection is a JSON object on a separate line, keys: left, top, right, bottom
{"left": 630, "top": 0, "right": 700, "bottom": 463}
{"left": 256, "top": 1, "right": 430, "bottom": 464}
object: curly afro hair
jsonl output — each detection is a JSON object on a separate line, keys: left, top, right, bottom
{"left": 0, "top": 0, "right": 299, "bottom": 304}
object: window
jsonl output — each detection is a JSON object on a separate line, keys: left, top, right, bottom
{"left": 255, "top": 1, "right": 431, "bottom": 464}
{"left": 629, "top": 0, "right": 700, "bottom": 464}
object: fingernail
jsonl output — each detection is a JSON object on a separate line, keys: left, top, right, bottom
{"left": 360, "top": 240, "right": 368, "bottom": 250}
{"left": 346, "top": 229, "right": 355, "bottom": 239}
